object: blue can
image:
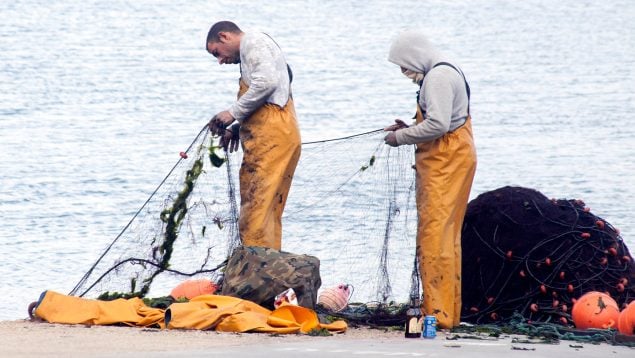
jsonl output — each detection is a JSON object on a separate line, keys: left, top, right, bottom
{"left": 422, "top": 315, "right": 436, "bottom": 338}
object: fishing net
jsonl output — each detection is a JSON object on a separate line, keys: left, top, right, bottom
{"left": 451, "top": 312, "right": 635, "bottom": 347}
{"left": 68, "top": 127, "right": 635, "bottom": 339}
{"left": 461, "top": 186, "right": 635, "bottom": 326}
{"left": 69, "top": 126, "right": 418, "bottom": 309}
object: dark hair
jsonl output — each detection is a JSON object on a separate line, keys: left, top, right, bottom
{"left": 206, "top": 21, "right": 242, "bottom": 44}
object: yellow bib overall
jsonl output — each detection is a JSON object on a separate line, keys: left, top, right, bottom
{"left": 414, "top": 106, "right": 477, "bottom": 328}
{"left": 236, "top": 79, "right": 301, "bottom": 250}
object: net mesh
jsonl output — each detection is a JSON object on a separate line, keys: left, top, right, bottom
{"left": 68, "top": 128, "right": 634, "bottom": 340}
{"left": 70, "top": 127, "right": 418, "bottom": 307}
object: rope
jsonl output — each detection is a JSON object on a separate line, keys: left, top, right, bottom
{"left": 302, "top": 128, "right": 384, "bottom": 145}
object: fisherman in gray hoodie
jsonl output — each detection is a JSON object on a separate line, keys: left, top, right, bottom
{"left": 384, "top": 30, "right": 477, "bottom": 329}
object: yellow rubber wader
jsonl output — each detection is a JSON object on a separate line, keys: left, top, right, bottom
{"left": 33, "top": 290, "right": 165, "bottom": 327}
{"left": 166, "top": 294, "right": 347, "bottom": 333}
{"left": 33, "top": 291, "right": 347, "bottom": 333}
{"left": 236, "top": 79, "right": 301, "bottom": 250}
{"left": 414, "top": 106, "right": 477, "bottom": 328}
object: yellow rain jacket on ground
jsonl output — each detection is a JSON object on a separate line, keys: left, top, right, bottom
{"left": 237, "top": 79, "right": 301, "bottom": 250}
{"left": 32, "top": 291, "right": 346, "bottom": 334}
{"left": 388, "top": 30, "right": 477, "bottom": 328}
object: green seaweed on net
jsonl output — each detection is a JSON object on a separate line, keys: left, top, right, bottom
{"left": 209, "top": 138, "right": 226, "bottom": 168}
{"left": 122, "top": 155, "right": 207, "bottom": 296}
{"left": 159, "top": 157, "right": 203, "bottom": 258}
{"left": 360, "top": 155, "right": 376, "bottom": 172}
{"left": 450, "top": 312, "right": 635, "bottom": 347}
{"left": 307, "top": 327, "right": 333, "bottom": 336}
{"left": 142, "top": 296, "right": 183, "bottom": 309}
{"left": 96, "top": 293, "right": 183, "bottom": 310}
{"left": 97, "top": 291, "right": 142, "bottom": 301}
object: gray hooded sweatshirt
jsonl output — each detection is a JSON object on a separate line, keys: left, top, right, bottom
{"left": 388, "top": 30, "right": 470, "bottom": 145}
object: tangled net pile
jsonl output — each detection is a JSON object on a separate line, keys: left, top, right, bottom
{"left": 461, "top": 186, "right": 635, "bottom": 325}
{"left": 68, "top": 126, "right": 634, "bottom": 339}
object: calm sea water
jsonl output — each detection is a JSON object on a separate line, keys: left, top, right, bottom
{"left": 1, "top": 0, "right": 634, "bottom": 321}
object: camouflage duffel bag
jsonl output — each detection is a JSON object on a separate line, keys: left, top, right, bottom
{"left": 220, "top": 246, "right": 321, "bottom": 310}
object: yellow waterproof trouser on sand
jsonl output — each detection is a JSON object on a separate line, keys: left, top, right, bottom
{"left": 165, "top": 295, "right": 346, "bottom": 333}
{"left": 32, "top": 291, "right": 346, "bottom": 334}
{"left": 33, "top": 290, "right": 165, "bottom": 327}
{"left": 236, "top": 79, "right": 301, "bottom": 250}
{"left": 414, "top": 108, "right": 477, "bottom": 329}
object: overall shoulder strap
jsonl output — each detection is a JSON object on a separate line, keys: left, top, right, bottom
{"left": 432, "top": 62, "right": 470, "bottom": 114}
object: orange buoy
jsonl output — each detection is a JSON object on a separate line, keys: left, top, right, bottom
{"left": 318, "top": 283, "right": 352, "bottom": 312}
{"left": 170, "top": 278, "right": 217, "bottom": 300}
{"left": 571, "top": 291, "right": 620, "bottom": 330}
{"left": 617, "top": 301, "right": 635, "bottom": 336}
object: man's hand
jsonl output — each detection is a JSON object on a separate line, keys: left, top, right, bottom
{"left": 208, "top": 110, "right": 236, "bottom": 136}
{"left": 384, "top": 132, "right": 399, "bottom": 147}
{"left": 219, "top": 123, "right": 240, "bottom": 153}
{"left": 384, "top": 119, "right": 409, "bottom": 132}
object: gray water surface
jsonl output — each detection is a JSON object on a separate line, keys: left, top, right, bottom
{"left": 1, "top": 0, "right": 634, "bottom": 320}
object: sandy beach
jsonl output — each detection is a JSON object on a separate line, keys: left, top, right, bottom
{"left": 3, "top": 319, "right": 634, "bottom": 358}
{"left": 0, "top": 319, "right": 400, "bottom": 357}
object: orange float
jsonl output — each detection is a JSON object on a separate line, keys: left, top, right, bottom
{"left": 617, "top": 301, "right": 635, "bottom": 336}
{"left": 571, "top": 291, "right": 619, "bottom": 329}
{"left": 170, "top": 279, "right": 218, "bottom": 300}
